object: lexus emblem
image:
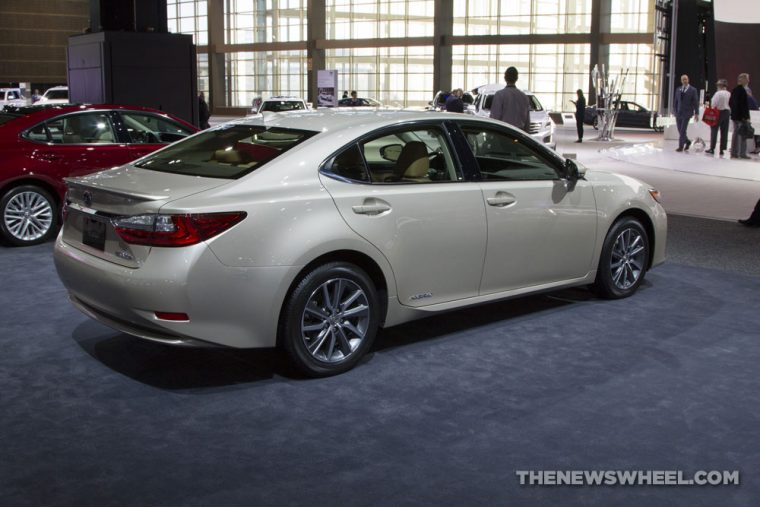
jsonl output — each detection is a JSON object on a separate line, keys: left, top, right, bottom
{"left": 83, "top": 191, "right": 93, "bottom": 207}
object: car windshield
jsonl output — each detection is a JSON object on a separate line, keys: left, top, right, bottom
{"left": 134, "top": 124, "right": 318, "bottom": 179}
{"left": 260, "top": 101, "right": 305, "bottom": 112}
{"left": 46, "top": 90, "right": 68, "bottom": 100}
{"left": 483, "top": 93, "right": 543, "bottom": 112}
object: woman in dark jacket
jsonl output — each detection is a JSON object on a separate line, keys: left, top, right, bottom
{"left": 571, "top": 89, "right": 586, "bottom": 142}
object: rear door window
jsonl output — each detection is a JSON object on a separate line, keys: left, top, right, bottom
{"left": 118, "top": 112, "right": 195, "bottom": 144}
{"left": 134, "top": 124, "right": 318, "bottom": 178}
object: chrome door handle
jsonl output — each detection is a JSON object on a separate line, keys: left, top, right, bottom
{"left": 352, "top": 200, "right": 391, "bottom": 215}
{"left": 486, "top": 192, "right": 516, "bottom": 207}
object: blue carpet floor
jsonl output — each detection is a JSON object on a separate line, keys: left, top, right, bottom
{"left": 1, "top": 226, "right": 759, "bottom": 506}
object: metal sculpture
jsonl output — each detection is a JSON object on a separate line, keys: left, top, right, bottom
{"left": 591, "top": 64, "right": 630, "bottom": 141}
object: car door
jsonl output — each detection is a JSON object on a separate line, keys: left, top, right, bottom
{"left": 115, "top": 110, "right": 196, "bottom": 160}
{"left": 319, "top": 123, "right": 488, "bottom": 307}
{"left": 24, "top": 111, "right": 133, "bottom": 178}
{"left": 455, "top": 122, "right": 598, "bottom": 295}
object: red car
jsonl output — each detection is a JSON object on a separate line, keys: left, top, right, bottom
{"left": 0, "top": 104, "right": 198, "bottom": 246}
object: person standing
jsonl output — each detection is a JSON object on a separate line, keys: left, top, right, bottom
{"left": 570, "top": 89, "right": 586, "bottom": 143}
{"left": 445, "top": 88, "right": 465, "bottom": 113}
{"left": 490, "top": 67, "right": 530, "bottom": 132}
{"left": 729, "top": 73, "right": 751, "bottom": 159}
{"left": 198, "top": 91, "right": 211, "bottom": 129}
{"left": 673, "top": 74, "right": 700, "bottom": 152}
{"left": 706, "top": 79, "right": 731, "bottom": 156}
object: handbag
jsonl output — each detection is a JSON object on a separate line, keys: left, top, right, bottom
{"left": 738, "top": 121, "right": 755, "bottom": 138}
{"left": 702, "top": 106, "right": 719, "bottom": 127}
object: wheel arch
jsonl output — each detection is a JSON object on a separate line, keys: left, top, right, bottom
{"left": 276, "top": 249, "right": 390, "bottom": 346}
{"left": 0, "top": 177, "right": 62, "bottom": 209}
{"left": 610, "top": 208, "right": 656, "bottom": 269}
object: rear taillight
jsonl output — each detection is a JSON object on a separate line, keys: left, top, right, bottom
{"left": 113, "top": 212, "right": 246, "bottom": 247}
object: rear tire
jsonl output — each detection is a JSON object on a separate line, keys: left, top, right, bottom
{"left": 0, "top": 185, "right": 58, "bottom": 247}
{"left": 280, "top": 262, "right": 380, "bottom": 377}
{"left": 592, "top": 217, "right": 650, "bottom": 299}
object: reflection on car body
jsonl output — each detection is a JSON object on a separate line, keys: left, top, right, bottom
{"left": 0, "top": 104, "right": 197, "bottom": 246}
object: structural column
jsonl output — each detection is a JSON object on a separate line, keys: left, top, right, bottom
{"left": 589, "top": 0, "right": 611, "bottom": 104}
{"left": 433, "top": 0, "right": 454, "bottom": 95}
{"left": 207, "top": 0, "right": 226, "bottom": 112}
{"left": 307, "top": 0, "right": 326, "bottom": 105}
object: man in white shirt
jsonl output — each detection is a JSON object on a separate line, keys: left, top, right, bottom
{"left": 706, "top": 79, "right": 731, "bottom": 155}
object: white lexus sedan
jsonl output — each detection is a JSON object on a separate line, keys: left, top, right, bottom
{"left": 54, "top": 110, "right": 666, "bottom": 377}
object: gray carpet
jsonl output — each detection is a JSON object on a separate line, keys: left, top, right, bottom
{"left": 1, "top": 216, "right": 759, "bottom": 507}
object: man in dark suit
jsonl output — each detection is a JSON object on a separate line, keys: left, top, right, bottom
{"left": 729, "top": 73, "right": 751, "bottom": 159}
{"left": 673, "top": 74, "right": 700, "bottom": 152}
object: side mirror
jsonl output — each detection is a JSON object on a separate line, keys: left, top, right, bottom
{"left": 380, "top": 143, "right": 403, "bottom": 162}
{"left": 564, "top": 158, "right": 580, "bottom": 181}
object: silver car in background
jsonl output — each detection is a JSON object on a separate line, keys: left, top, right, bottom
{"left": 469, "top": 83, "right": 556, "bottom": 149}
{"left": 54, "top": 110, "right": 666, "bottom": 376}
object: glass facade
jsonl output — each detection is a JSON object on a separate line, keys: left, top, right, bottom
{"left": 167, "top": 0, "right": 658, "bottom": 111}
{"left": 325, "top": 0, "right": 435, "bottom": 39}
{"left": 326, "top": 46, "right": 434, "bottom": 107}
{"left": 226, "top": 50, "right": 308, "bottom": 107}
{"left": 453, "top": 0, "right": 593, "bottom": 36}
{"left": 168, "top": 0, "right": 209, "bottom": 98}
{"left": 453, "top": 44, "right": 590, "bottom": 112}
{"left": 225, "top": 0, "right": 307, "bottom": 44}
{"left": 167, "top": 0, "right": 208, "bottom": 45}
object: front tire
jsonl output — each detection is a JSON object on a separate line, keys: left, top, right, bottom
{"left": 0, "top": 185, "right": 58, "bottom": 246}
{"left": 280, "top": 262, "right": 380, "bottom": 377}
{"left": 592, "top": 217, "right": 650, "bottom": 299}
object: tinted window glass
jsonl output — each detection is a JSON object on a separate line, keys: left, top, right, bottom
{"left": 43, "top": 113, "right": 116, "bottom": 144}
{"left": 119, "top": 112, "right": 194, "bottom": 144}
{"left": 359, "top": 127, "right": 459, "bottom": 183}
{"left": 461, "top": 126, "right": 559, "bottom": 181}
{"left": 46, "top": 89, "right": 68, "bottom": 100}
{"left": 25, "top": 122, "right": 49, "bottom": 142}
{"left": 327, "top": 144, "right": 370, "bottom": 182}
{"left": 0, "top": 113, "right": 20, "bottom": 126}
{"left": 260, "top": 100, "right": 305, "bottom": 112}
{"left": 134, "top": 124, "right": 317, "bottom": 179}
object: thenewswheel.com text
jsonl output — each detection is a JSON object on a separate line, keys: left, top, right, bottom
{"left": 516, "top": 470, "right": 739, "bottom": 487}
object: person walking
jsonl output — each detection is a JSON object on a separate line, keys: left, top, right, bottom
{"left": 490, "top": 67, "right": 530, "bottom": 132}
{"left": 570, "top": 89, "right": 586, "bottom": 142}
{"left": 729, "top": 73, "right": 751, "bottom": 159}
{"left": 673, "top": 74, "right": 700, "bottom": 152}
{"left": 706, "top": 79, "right": 731, "bottom": 156}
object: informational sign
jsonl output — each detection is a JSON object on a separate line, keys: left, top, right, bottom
{"left": 317, "top": 70, "right": 338, "bottom": 108}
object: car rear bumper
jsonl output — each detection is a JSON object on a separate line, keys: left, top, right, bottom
{"left": 54, "top": 233, "right": 299, "bottom": 348}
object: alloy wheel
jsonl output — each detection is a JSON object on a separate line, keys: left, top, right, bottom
{"left": 3, "top": 191, "right": 54, "bottom": 242}
{"left": 609, "top": 227, "right": 647, "bottom": 290}
{"left": 300, "top": 278, "right": 370, "bottom": 363}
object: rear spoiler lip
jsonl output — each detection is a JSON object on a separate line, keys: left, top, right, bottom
{"left": 63, "top": 177, "right": 167, "bottom": 201}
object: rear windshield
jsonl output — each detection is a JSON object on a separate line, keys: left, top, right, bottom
{"left": 134, "top": 124, "right": 318, "bottom": 178}
{"left": 0, "top": 113, "right": 21, "bottom": 125}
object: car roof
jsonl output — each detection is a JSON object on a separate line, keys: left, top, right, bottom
{"left": 0, "top": 104, "right": 197, "bottom": 130}
{"left": 222, "top": 108, "right": 516, "bottom": 137}
{"left": 474, "top": 83, "right": 535, "bottom": 96}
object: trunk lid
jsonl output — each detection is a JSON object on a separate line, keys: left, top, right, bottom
{"left": 62, "top": 166, "right": 229, "bottom": 267}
